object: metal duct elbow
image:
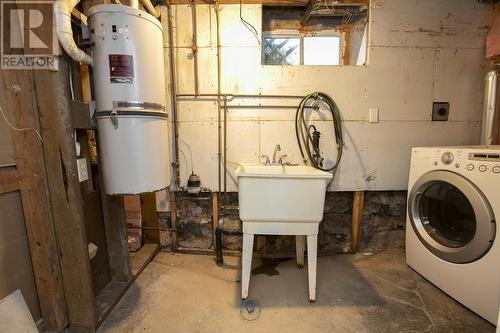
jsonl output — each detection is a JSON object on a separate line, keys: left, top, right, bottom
{"left": 54, "top": 0, "right": 93, "bottom": 66}
{"left": 140, "top": 0, "right": 160, "bottom": 18}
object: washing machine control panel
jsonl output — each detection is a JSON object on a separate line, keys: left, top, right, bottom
{"left": 430, "top": 150, "right": 500, "bottom": 174}
{"left": 441, "top": 152, "right": 454, "bottom": 165}
{"left": 465, "top": 152, "right": 500, "bottom": 174}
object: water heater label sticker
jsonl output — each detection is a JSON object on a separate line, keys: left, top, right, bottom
{"left": 109, "top": 54, "right": 134, "bottom": 84}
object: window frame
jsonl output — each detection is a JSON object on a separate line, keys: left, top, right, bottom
{"left": 261, "top": 30, "right": 346, "bottom": 66}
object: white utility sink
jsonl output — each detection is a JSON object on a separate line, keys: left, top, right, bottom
{"left": 235, "top": 163, "right": 332, "bottom": 301}
{"left": 235, "top": 164, "right": 332, "bottom": 225}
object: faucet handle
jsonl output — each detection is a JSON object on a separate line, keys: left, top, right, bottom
{"left": 260, "top": 154, "right": 270, "bottom": 164}
{"left": 278, "top": 154, "right": 288, "bottom": 164}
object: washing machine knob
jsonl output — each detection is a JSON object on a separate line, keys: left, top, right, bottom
{"left": 479, "top": 165, "right": 487, "bottom": 172}
{"left": 441, "top": 152, "right": 454, "bottom": 165}
{"left": 493, "top": 166, "right": 500, "bottom": 174}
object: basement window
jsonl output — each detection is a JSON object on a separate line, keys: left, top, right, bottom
{"left": 262, "top": 4, "right": 369, "bottom": 66}
{"left": 263, "top": 37, "right": 301, "bottom": 65}
{"left": 303, "top": 36, "right": 341, "bottom": 65}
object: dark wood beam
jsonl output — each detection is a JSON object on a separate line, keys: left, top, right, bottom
{"left": 141, "top": 193, "right": 160, "bottom": 244}
{"left": 168, "top": 0, "right": 309, "bottom": 5}
{"left": 166, "top": 0, "right": 368, "bottom": 5}
{"left": 1, "top": 69, "right": 68, "bottom": 332}
{"left": 300, "top": 0, "right": 317, "bottom": 26}
{"left": 34, "top": 56, "right": 96, "bottom": 332}
{"left": 99, "top": 191, "right": 131, "bottom": 282}
{"left": 0, "top": 168, "right": 19, "bottom": 194}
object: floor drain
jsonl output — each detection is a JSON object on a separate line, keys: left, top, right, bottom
{"left": 240, "top": 298, "right": 261, "bottom": 321}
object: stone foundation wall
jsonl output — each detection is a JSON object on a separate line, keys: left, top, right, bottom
{"left": 158, "top": 191, "right": 407, "bottom": 256}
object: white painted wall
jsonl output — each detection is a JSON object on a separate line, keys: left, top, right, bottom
{"left": 160, "top": 0, "right": 490, "bottom": 192}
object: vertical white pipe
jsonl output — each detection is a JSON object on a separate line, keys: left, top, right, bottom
{"left": 126, "top": 0, "right": 139, "bottom": 8}
{"left": 54, "top": 0, "right": 93, "bottom": 65}
{"left": 481, "top": 70, "right": 498, "bottom": 145}
{"left": 140, "top": 0, "right": 160, "bottom": 18}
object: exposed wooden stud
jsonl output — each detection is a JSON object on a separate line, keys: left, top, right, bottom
{"left": 300, "top": 0, "right": 317, "bottom": 26}
{"left": 343, "top": 29, "right": 351, "bottom": 65}
{"left": 169, "top": 0, "right": 309, "bottom": 4}
{"left": 168, "top": 0, "right": 369, "bottom": 4}
{"left": 34, "top": 57, "right": 96, "bottom": 332}
{"left": 1, "top": 69, "right": 68, "bottom": 332}
{"left": 99, "top": 190, "right": 131, "bottom": 282}
{"left": 170, "top": 0, "right": 368, "bottom": 3}
{"left": 351, "top": 191, "right": 365, "bottom": 252}
{"left": 0, "top": 168, "right": 19, "bottom": 194}
{"left": 141, "top": 193, "right": 160, "bottom": 244}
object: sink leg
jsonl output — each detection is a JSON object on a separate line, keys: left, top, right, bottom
{"left": 241, "top": 233, "right": 254, "bottom": 299}
{"left": 307, "top": 234, "right": 318, "bottom": 302}
{"left": 296, "top": 235, "right": 305, "bottom": 268}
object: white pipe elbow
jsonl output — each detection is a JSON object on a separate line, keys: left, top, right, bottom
{"left": 54, "top": 0, "right": 93, "bottom": 66}
{"left": 140, "top": 0, "right": 160, "bottom": 18}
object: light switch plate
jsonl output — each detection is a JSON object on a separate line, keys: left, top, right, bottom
{"left": 369, "top": 108, "right": 379, "bottom": 123}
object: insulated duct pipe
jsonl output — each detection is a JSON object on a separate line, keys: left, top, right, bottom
{"left": 481, "top": 69, "right": 498, "bottom": 145}
{"left": 125, "top": 0, "right": 139, "bottom": 8}
{"left": 140, "top": 0, "right": 160, "bottom": 18}
{"left": 54, "top": 0, "right": 93, "bottom": 65}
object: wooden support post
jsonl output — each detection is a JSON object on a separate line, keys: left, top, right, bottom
{"left": 343, "top": 29, "right": 351, "bottom": 66}
{"left": 2, "top": 69, "right": 68, "bottom": 332}
{"left": 34, "top": 58, "right": 96, "bottom": 332}
{"left": 100, "top": 190, "right": 131, "bottom": 282}
{"left": 351, "top": 191, "right": 365, "bottom": 252}
{"left": 141, "top": 193, "right": 160, "bottom": 244}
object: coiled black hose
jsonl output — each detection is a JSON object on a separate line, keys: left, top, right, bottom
{"left": 295, "top": 92, "right": 344, "bottom": 173}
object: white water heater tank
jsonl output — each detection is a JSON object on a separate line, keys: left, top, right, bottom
{"left": 88, "top": 4, "right": 170, "bottom": 195}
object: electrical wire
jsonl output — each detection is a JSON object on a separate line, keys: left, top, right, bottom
{"left": 178, "top": 137, "right": 194, "bottom": 174}
{"left": 295, "top": 92, "right": 343, "bottom": 174}
{"left": 239, "top": 0, "right": 260, "bottom": 45}
{"left": 0, "top": 105, "right": 43, "bottom": 142}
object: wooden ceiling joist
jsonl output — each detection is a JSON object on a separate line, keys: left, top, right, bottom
{"left": 166, "top": 0, "right": 368, "bottom": 4}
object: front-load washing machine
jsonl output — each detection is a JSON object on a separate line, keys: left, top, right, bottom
{"left": 406, "top": 146, "right": 500, "bottom": 325}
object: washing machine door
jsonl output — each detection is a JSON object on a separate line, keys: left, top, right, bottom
{"left": 408, "top": 170, "right": 496, "bottom": 264}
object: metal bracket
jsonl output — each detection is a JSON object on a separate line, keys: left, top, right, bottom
{"left": 70, "top": 100, "right": 96, "bottom": 129}
{"left": 110, "top": 109, "right": 118, "bottom": 129}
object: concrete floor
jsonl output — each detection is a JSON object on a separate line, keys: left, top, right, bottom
{"left": 98, "top": 249, "right": 495, "bottom": 333}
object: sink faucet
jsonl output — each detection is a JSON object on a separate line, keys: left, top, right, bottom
{"left": 272, "top": 144, "right": 281, "bottom": 163}
{"left": 260, "top": 154, "right": 270, "bottom": 164}
{"left": 278, "top": 154, "right": 288, "bottom": 165}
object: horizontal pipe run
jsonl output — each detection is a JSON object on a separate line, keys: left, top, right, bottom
{"left": 172, "top": 247, "right": 242, "bottom": 257}
{"left": 176, "top": 93, "right": 305, "bottom": 99}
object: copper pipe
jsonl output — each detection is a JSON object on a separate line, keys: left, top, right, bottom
{"left": 190, "top": 0, "right": 199, "bottom": 96}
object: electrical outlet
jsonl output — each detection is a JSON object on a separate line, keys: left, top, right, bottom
{"left": 369, "top": 108, "right": 379, "bottom": 123}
